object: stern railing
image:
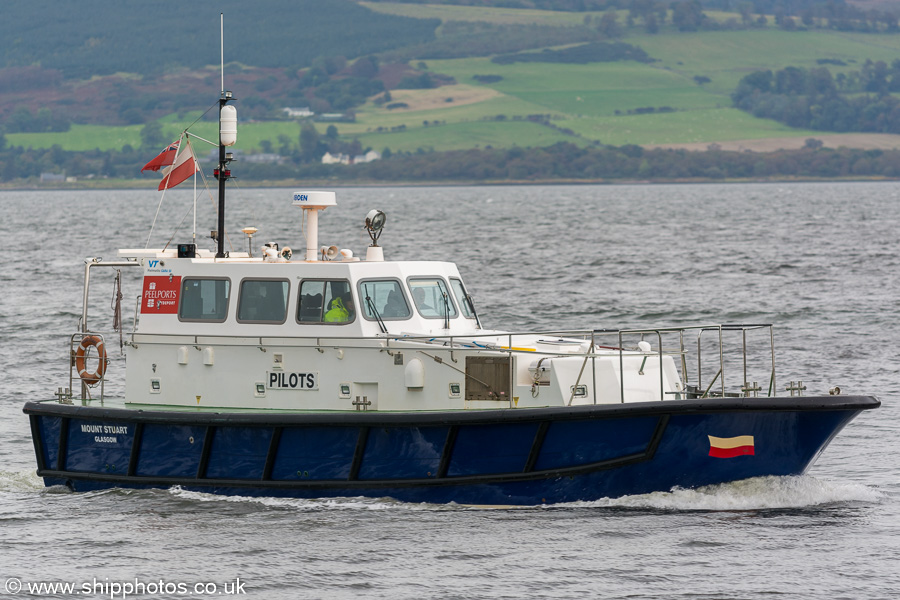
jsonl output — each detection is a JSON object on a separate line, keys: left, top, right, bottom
{"left": 392, "top": 323, "right": 777, "bottom": 404}
{"left": 68, "top": 258, "right": 141, "bottom": 401}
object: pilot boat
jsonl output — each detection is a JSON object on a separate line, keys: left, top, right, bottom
{"left": 22, "top": 91, "right": 879, "bottom": 506}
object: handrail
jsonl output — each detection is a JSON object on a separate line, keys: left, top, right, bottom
{"left": 118, "top": 323, "right": 778, "bottom": 404}
{"left": 75, "top": 258, "right": 141, "bottom": 402}
{"left": 81, "top": 258, "right": 141, "bottom": 334}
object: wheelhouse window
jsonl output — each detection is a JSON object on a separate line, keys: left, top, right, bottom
{"left": 358, "top": 279, "right": 411, "bottom": 320}
{"left": 409, "top": 278, "right": 457, "bottom": 319}
{"left": 297, "top": 280, "right": 355, "bottom": 324}
{"left": 450, "top": 278, "right": 476, "bottom": 319}
{"left": 179, "top": 278, "right": 230, "bottom": 322}
{"left": 237, "top": 279, "right": 289, "bottom": 323}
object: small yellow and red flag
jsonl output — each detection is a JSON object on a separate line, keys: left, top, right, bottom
{"left": 708, "top": 435, "right": 755, "bottom": 458}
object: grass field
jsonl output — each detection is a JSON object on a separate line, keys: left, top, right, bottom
{"left": 556, "top": 108, "right": 819, "bottom": 146}
{"left": 6, "top": 124, "right": 146, "bottom": 152}
{"left": 6, "top": 121, "right": 307, "bottom": 153}
{"left": 360, "top": 3, "right": 775, "bottom": 29}
{"left": 629, "top": 29, "right": 900, "bottom": 95}
{"left": 430, "top": 57, "right": 719, "bottom": 115}
{"left": 355, "top": 119, "right": 582, "bottom": 152}
{"left": 349, "top": 91, "right": 560, "bottom": 130}
{"left": 359, "top": 1, "right": 605, "bottom": 26}
{"left": 8, "top": 15, "right": 900, "bottom": 155}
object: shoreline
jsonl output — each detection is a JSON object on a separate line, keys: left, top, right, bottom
{"left": 0, "top": 174, "right": 896, "bottom": 191}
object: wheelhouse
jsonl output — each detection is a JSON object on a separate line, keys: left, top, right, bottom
{"left": 127, "top": 253, "right": 482, "bottom": 338}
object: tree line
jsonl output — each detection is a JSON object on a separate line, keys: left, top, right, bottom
{"left": 367, "top": 0, "right": 899, "bottom": 33}
{"left": 733, "top": 63, "right": 900, "bottom": 133}
{"left": 294, "top": 142, "right": 900, "bottom": 181}
{"left": 5, "top": 133, "right": 899, "bottom": 184}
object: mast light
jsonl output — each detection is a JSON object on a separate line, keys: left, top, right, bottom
{"left": 364, "top": 209, "right": 386, "bottom": 262}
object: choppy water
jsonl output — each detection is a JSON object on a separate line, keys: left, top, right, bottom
{"left": 0, "top": 183, "right": 897, "bottom": 599}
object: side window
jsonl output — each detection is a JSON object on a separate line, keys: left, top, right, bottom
{"left": 297, "top": 280, "right": 355, "bottom": 324}
{"left": 179, "top": 278, "right": 230, "bottom": 321}
{"left": 450, "top": 278, "right": 476, "bottom": 319}
{"left": 358, "top": 280, "right": 411, "bottom": 320}
{"left": 409, "top": 278, "right": 457, "bottom": 319}
{"left": 237, "top": 280, "right": 289, "bottom": 323}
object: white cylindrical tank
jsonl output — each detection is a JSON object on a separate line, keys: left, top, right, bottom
{"left": 220, "top": 105, "right": 237, "bottom": 146}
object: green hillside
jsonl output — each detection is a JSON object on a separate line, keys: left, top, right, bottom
{"left": 333, "top": 23, "right": 900, "bottom": 151}
{"left": 5, "top": 1, "right": 900, "bottom": 162}
{"left": 0, "top": 0, "right": 438, "bottom": 79}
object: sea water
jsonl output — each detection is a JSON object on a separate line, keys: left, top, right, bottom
{"left": 0, "top": 183, "right": 897, "bottom": 599}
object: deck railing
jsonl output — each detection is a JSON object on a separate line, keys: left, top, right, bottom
{"left": 67, "top": 324, "right": 777, "bottom": 405}
{"left": 391, "top": 324, "right": 777, "bottom": 404}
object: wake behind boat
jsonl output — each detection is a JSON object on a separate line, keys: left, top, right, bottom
{"left": 22, "top": 63, "right": 879, "bottom": 506}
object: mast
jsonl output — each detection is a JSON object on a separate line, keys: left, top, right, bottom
{"left": 216, "top": 93, "right": 232, "bottom": 258}
{"left": 215, "top": 13, "right": 236, "bottom": 258}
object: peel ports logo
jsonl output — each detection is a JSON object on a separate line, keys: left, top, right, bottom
{"left": 141, "top": 276, "right": 181, "bottom": 314}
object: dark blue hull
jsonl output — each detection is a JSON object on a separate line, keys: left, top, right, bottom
{"left": 24, "top": 396, "right": 879, "bottom": 505}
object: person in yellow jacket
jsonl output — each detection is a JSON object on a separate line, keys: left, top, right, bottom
{"left": 324, "top": 294, "right": 353, "bottom": 323}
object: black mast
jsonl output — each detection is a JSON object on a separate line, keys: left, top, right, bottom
{"left": 215, "top": 13, "right": 233, "bottom": 259}
{"left": 215, "top": 91, "right": 233, "bottom": 258}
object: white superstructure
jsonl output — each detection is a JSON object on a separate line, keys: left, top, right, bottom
{"left": 106, "top": 192, "right": 685, "bottom": 412}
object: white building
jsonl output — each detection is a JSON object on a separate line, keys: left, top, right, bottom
{"left": 322, "top": 150, "right": 381, "bottom": 165}
{"left": 282, "top": 107, "right": 314, "bottom": 119}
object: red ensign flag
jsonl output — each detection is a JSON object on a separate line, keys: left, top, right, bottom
{"left": 141, "top": 139, "right": 180, "bottom": 172}
{"left": 157, "top": 141, "right": 199, "bottom": 191}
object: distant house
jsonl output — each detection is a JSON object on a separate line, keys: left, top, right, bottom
{"left": 282, "top": 107, "right": 314, "bottom": 119}
{"left": 40, "top": 172, "right": 65, "bottom": 182}
{"left": 321, "top": 152, "right": 347, "bottom": 165}
{"left": 322, "top": 150, "right": 381, "bottom": 165}
{"left": 358, "top": 150, "right": 381, "bottom": 163}
{"left": 243, "top": 153, "right": 285, "bottom": 164}
{"left": 315, "top": 113, "right": 355, "bottom": 123}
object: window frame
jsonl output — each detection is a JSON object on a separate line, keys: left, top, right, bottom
{"left": 449, "top": 277, "right": 477, "bottom": 320}
{"left": 356, "top": 277, "right": 413, "bottom": 322}
{"left": 406, "top": 276, "right": 459, "bottom": 320}
{"left": 177, "top": 277, "right": 232, "bottom": 323}
{"left": 295, "top": 278, "right": 357, "bottom": 326}
{"left": 236, "top": 278, "right": 291, "bottom": 325}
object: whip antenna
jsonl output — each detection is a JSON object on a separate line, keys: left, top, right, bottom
{"left": 220, "top": 13, "right": 224, "bottom": 93}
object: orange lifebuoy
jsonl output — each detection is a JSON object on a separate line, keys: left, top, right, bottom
{"left": 75, "top": 335, "right": 107, "bottom": 385}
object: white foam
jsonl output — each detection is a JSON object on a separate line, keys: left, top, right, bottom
{"left": 43, "top": 475, "right": 881, "bottom": 512}
{"left": 560, "top": 475, "right": 884, "bottom": 511}
{"left": 166, "top": 486, "right": 442, "bottom": 511}
{"left": 0, "top": 469, "right": 45, "bottom": 493}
